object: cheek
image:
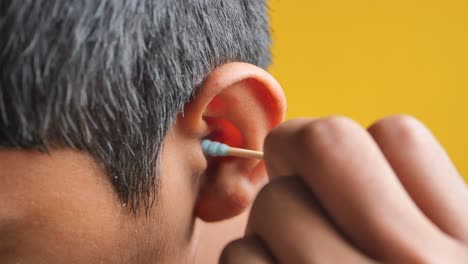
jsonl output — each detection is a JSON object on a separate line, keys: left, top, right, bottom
{"left": 3, "top": 200, "right": 125, "bottom": 262}
{"left": 0, "top": 151, "right": 129, "bottom": 263}
{"left": 156, "top": 135, "right": 203, "bottom": 261}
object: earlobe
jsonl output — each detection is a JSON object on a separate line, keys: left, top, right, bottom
{"left": 179, "top": 62, "right": 286, "bottom": 222}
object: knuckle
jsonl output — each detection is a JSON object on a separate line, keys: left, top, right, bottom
{"left": 323, "top": 115, "right": 356, "bottom": 127}
{"left": 370, "top": 115, "right": 428, "bottom": 147}
{"left": 295, "top": 116, "right": 359, "bottom": 153}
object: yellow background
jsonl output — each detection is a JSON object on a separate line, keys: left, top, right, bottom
{"left": 269, "top": 0, "right": 468, "bottom": 179}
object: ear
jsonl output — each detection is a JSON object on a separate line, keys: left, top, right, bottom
{"left": 178, "top": 62, "right": 286, "bottom": 222}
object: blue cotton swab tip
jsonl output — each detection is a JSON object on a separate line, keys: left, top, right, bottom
{"left": 202, "top": 139, "right": 230, "bottom": 157}
{"left": 201, "top": 139, "right": 264, "bottom": 159}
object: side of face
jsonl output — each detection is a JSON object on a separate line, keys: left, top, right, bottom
{"left": 0, "top": 150, "right": 134, "bottom": 263}
{"left": 0, "top": 62, "right": 286, "bottom": 263}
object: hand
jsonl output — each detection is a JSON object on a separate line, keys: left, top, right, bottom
{"left": 220, "top": 116, "right": 468, "bottom": 263}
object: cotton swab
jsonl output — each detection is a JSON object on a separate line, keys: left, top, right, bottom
{"left": 201, "top": 139, "right": 264, "bottom": 160}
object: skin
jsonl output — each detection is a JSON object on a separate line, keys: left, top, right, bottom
{"left": 221, "top": 116, "right": 468, "bottom": 263}
{"left": 2, "top": 62, "right": 468, "bottom": 263}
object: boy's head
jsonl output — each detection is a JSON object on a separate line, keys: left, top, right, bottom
{"left": 0, "top": 0, "right": 286, "bottom": 262}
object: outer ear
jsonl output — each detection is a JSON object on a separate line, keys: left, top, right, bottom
{"left": 179, "top": 62, "right": 286, "bottom": 222}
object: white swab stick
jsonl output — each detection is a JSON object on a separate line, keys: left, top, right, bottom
{"left": 227, "top": 147, "right": 264, "bottom": 159}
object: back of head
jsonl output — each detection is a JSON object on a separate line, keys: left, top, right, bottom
{"left": 0, "top": 0, "right": 271, "bottom": 210}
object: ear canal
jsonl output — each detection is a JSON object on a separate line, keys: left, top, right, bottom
{"left": 203, "top": 116, "right": 243, "bottom": 150}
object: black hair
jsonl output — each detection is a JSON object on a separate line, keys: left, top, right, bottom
{"left": 0, "top": 0, "right": 271, "bottom": 210}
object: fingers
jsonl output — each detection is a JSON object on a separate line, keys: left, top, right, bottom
{"left": 245, "top": 176, "right": 374, "bottom": 264}
{"left": 219, "top": 236, "right": 274, "bottom": 264}
{"left": 263, "top": 117, "right": 448, "bottom": 262}
{"left": 369, "top": 115, "right": 468, "bottom": 242}
{"left": 262, "top": 118, "right": 311, "bottom": 178}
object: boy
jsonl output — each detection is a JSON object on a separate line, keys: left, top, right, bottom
{"left": 1, "top": 0, "right": 467, "bottom": 263}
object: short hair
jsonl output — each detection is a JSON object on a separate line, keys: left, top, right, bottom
{"left": 0, "top": 0, "right": 271, "bottom": 210}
